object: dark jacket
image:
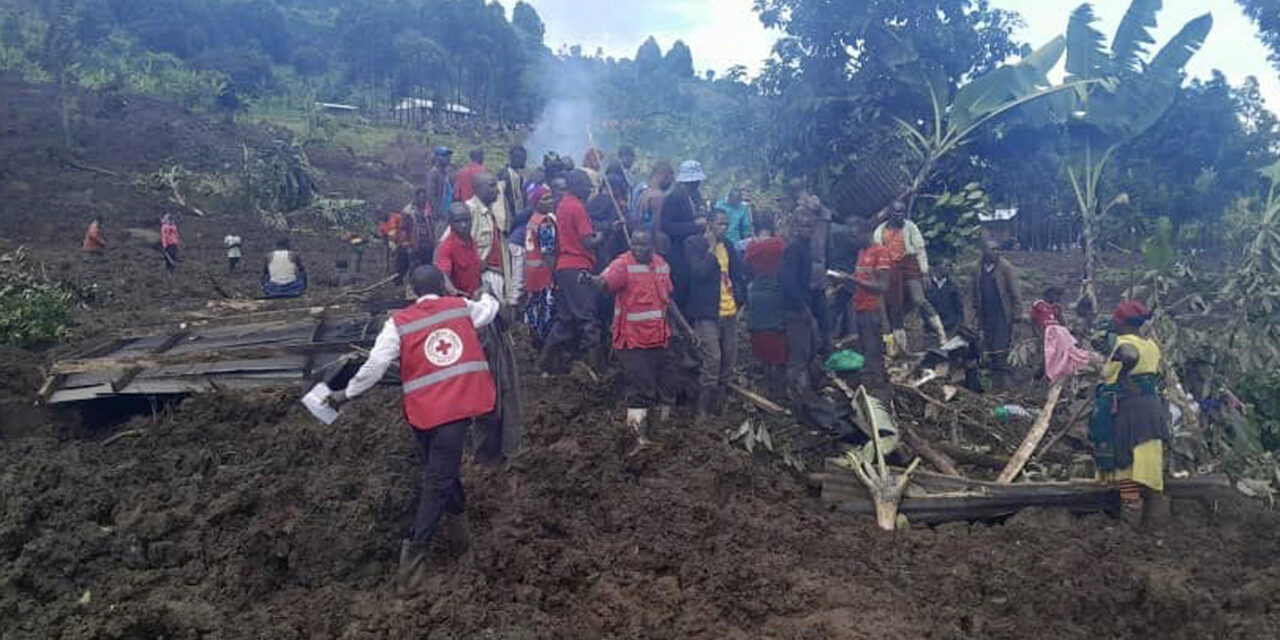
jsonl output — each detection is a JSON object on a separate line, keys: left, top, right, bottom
{"left": 965, "top": 257, "right": 1021, "bottom": 328}
{"left": 684, "top": 238, "right": 746, "bottom": 322}
{"left": 780, "top": 238, "right": 814, "bottom": 314}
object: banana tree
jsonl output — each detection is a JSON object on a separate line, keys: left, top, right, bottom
{"left": 896, "top": 36, "right": 1091, "bottom": 213}
{"left": 1059, "top": 1, "right": 1213, "bottom": 296}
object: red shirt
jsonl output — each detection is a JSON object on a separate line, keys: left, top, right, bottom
{"left": 554, "top": 194, "right": 595, "bottom": 272}
{"left": 453, "top": 163, "right": 485, "bottom": 202}
{"left": 853, "top": 245, "right": 893, "bottom": 312}
{"left": 435, "top": 232, "right": 482, "bottom": 296}
{"left": 602, "top": 252, "right": 673, "bottom": 350}
{"left": 744, "top": 236, "right": 785, "bottom": 277}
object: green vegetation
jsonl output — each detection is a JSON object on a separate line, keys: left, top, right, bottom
{"left": 0, "top": 249, "right": 75, "bottom": 349}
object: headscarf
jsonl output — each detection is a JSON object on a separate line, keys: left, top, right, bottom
{"left": 1112, "top": 299, "right": 1149, "bottom": 329}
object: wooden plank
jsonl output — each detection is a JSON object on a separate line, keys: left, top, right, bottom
{"left": 48, "top": 383, "right": 115, "bottom": 403}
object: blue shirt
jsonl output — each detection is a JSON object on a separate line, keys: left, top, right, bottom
{"left": 715, "top": 198, "right": 753, "bottom": 244}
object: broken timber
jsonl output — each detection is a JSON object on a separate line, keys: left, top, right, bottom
{"left": 44, "top": 305, "right": 390, "bottom": 404}
{"left": 814, "top": 458, "right": 1234, "bottom": 526}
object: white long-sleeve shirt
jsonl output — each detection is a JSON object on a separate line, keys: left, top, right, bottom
{"left": 344, "top": 293, "right": 500, "bottom": 399}
{"left": 872, "top": 220, "right": 930, "bottom": 275}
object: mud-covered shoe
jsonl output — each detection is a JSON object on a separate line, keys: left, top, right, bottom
{"left": 396, "top": 539, "right": 430, "bottom": 595}
{"left": 442, "top": 514, "right": 472, "bottom": 553}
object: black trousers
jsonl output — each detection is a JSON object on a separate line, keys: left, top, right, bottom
{"left": 619, "top": 347, "right": 676, "bottom": 407}
{"left": 542, "top": 270, "right": 599, "bottom": 366}
{"left": 785, "top": 310, "right": 819, "bottom": 398}
{"left": 410, "top": 420, "right": 468, "bottom": 545}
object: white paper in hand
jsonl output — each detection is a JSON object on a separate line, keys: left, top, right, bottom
{"left": 302, "top": 382, "right": 339, "bottom": 425}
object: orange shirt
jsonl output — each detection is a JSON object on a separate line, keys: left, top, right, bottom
{"left": 853, "top": 245, "right": 892, "bottom": 312}
{"left": 881, "top": 227, "right": 907, "bottom": 263}
{"left": 83, "top": 221, "right": 105, "bottom": 252}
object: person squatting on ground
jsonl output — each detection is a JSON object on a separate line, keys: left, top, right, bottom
{"left": 584, "top": 230, "right": 694, "bottom": 452}
{"left": 326, "top": 266, "right": 500, "bottom": 591}
{"left": 261, "top": 237, "right": 308, "bottom": 298}
{"left": 539, "top": 169, "right": 603, "bottom": 374}
{"left": 874, "top": 200, "right": 947, "bottom": 351}
{"left": 684, "top": 210, "right": 745, "bottom": 416}
{"left": 1090, "top": 300, "right": 1170, "bottom": 527}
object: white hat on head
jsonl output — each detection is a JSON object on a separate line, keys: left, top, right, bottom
{"left": 676, "top": 160, "right": 706, "bottom": 183}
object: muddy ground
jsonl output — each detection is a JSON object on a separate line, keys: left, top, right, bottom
{"left": 2, "top": 78, "right": 1280, "bottom": 639}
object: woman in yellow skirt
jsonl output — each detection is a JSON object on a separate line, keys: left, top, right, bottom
{"left": 1090, "top": 300, "right": 1169, "bottom": 525}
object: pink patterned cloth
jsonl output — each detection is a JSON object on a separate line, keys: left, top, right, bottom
{"left": 1044, "top": 324, "right": 1092, "bottom": 382}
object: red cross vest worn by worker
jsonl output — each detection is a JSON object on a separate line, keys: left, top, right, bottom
{"left": 524, "top": 212, "right": 553, "bottom": 293}
{"left": 392, "top": 297, "right": 496, "bottom": 430}
{"left": 611, "top": 252, "right": 672, "bottom": 350}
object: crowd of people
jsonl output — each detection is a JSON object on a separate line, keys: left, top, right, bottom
{"left": 79, "top": 142, "right": 1173, "bottom": 589}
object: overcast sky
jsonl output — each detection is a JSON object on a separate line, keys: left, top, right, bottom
{"left": 527, "top": 0, "right": 1280, "bottom": 109}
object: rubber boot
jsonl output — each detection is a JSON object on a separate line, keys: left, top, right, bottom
{"left": 626, "top": 408, "right": 651, "bottom": 453}
{"left": 893, "top": 329, "right": 910, "bottom": 357}
{"left": 655, "top": 405, "right": 672, "bottom": 426}
{"left": 696, "top": 386, "right": 715, "bottom": 419}
{"left": 929, "top": 315, "right": 948, "bottom": 348}
{"left": 1142, "top": 490, "right": 1171, "bottom": 529}
{"left": 397, "top": 539, "right": 430, "bottom": 594}
{"left": 442, "top": 513, "right": 472, "bottom": 553}
{"left": 713, "top": 387, "right": 726, "bottom": 416}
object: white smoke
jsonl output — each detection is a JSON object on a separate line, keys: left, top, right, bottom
{"left": 523, "top": 56, "right": 601, "bottom": 165}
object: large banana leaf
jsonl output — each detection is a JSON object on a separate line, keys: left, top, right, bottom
{"left": 1149, "top": 13, "right": 1213, "bottom": 80}
{"left": 948, "top": 36, "right": 1065, "bottom": 134}
{"left": 852, "top": 385, "right": 899, "bottom": 466}
{"left": 1066, "top": 4, "right": 1112, "bottom": 79}
{"left": 1111, "top": 0, "right": 1161, "bottom": 73}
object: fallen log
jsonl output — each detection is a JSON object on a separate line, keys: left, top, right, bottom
{"left": 728, "top": 382, "right": 790, "bottom": 416}
{"left": 899, "top": 423, "right": 962, "bottom": 477}
{"left": 997, "top": 380, "right": 1064, "bottom": 483}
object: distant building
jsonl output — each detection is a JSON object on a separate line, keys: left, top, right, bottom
{"left": 391, "top": 98, "right": 473, "bottom": 126}
{"left": 316, "top": 103, "right": 359, "bottom": 119}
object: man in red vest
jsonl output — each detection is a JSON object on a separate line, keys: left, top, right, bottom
{"left": 585, "top": 230, "right": 693, "bottom": 452}
{"left": 327, "top": 265, "right": 500, "bottom": 589}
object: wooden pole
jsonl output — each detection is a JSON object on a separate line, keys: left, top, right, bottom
{"left": 996, "top": 380, "right": 1064, "bottom": 483}
{"left": 585, "top": 126, "right": 632, "bottom": 248}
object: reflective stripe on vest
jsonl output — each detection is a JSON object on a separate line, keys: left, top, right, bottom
{"left": 402, "top": 360, "right": 492, "bottom": 394}
{"left": 626, "top": 264, "right": 669, "bottom": 274}
{"left": 626, "top": 309, "right": 665, "bottom": 322}
{"left": 396, "top": 307, "right": 470, "bottom": 337}
{"left": 526, "top": 259, "right": 544, "bottom": 267}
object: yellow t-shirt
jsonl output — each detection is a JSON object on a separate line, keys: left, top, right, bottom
{"left": 1103, "top": 334, "right": 1161, "bottom": 384}
{"left": 716, "top": 242, "right": 738, "bottom": 317}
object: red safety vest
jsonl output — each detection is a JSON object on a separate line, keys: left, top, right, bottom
{"left": 393, "top": 297, "right": 496, "bottom": 430}
{"left": 524, "top": 212, "right": 553, "bottom": 293}
{"left": 610, "top": 252, "right": 672, "bottom": 350}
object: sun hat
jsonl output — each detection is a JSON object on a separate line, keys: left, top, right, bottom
{"left": 676, "top": 160, "right": 706, "bottom": 183}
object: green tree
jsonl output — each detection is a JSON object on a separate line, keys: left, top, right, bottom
{"left": 1052, "top": 1, "right": 1212, "bottom": 289}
